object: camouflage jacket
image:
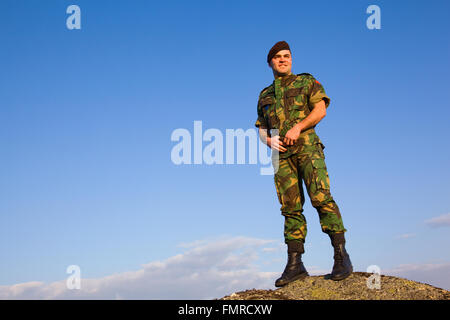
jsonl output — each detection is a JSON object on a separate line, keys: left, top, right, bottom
{"left": 255, "top": 72, "right": 331, "bottom": 158}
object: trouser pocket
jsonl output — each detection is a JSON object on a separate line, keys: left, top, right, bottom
{"left": 311, "top": 158, "right": 330, "bottom": 191}
{"left": 274, "top": 157, "right": 303, "bottom": 213}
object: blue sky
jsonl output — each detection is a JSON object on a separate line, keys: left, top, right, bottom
{"left": 1, "top": 0, "right": 449, "bottom": 298}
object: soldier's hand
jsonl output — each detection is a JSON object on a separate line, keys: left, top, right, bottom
{"left": 284, "top": 125, "right": 302, "bottom": 145}
{"left": 268, "top": 135, "right": 287, "bottom": 152}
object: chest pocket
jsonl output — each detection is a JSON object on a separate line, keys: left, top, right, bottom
{"left": 285, "top": 88, "right": 305, "bottom": 107}
{"left": 285, "top": 87, "right": 311, "bottom": 121}
{"left": 259, "top": 95, "right": 277, "bottom": 129}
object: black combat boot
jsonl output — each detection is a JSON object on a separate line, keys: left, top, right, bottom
{"left": 328, "top": 232, "right": 353, "bottom": 281}
{"left": 275, "top": 240, "right": 309, "bottom": 287}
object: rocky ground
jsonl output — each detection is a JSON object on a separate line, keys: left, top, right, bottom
{"left": 219, "top": 272, "right": 450, "bottom": 300}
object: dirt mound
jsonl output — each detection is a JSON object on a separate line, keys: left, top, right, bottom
{"left": 220, "top": 272, "right": 450, "bottom": 300}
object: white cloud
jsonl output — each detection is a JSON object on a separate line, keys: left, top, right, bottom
{"left": 262, "top": 242, "right": 285, "bottom": 252}
{"left": 0, "top": 236, "right": 279, "bottom": 300}
{"left": 395, "top": 233, "right": 416, "bottom": 239}
{"left": 384, "top": 262, "right": 450, "bottom": 291}
{"left": 305, "top": 266, "right": 329, "bottom": 276}
{"left": 425, "top": 213, "right": 450, "bottom": 228}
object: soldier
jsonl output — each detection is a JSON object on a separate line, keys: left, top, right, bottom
{"left": 255, "top": 41, "right": 353, "bottom": 287}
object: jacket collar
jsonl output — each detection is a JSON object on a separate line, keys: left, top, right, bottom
{"left": 274, "top": 72, "right": 297, "bottom": 87}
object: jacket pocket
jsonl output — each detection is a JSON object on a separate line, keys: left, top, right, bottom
{"left": 284, "top": 88, "right": 302, "bottom": 108}
{"left": 259, "top": 96, "right": 276, "bottom": 127}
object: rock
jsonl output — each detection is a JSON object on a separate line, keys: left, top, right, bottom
{"left": 219, "top": 272, "right": 450, "bottom": 300}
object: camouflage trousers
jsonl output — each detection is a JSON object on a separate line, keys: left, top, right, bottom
{"left": 273, "top": 143, "right": 346, "bottom": 244}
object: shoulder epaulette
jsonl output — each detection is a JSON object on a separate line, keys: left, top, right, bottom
{"left": 259, "top": 83, "right": 274, "bottom": 96}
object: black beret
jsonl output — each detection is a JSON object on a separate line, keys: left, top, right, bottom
{"left": 267, "top": 41, "right": 291, "bottom": 64}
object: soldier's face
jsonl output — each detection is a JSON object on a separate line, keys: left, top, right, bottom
{"left": 269, "top": 50, "right": 292, "bottom": 76}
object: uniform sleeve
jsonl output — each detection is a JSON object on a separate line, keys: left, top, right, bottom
{"left": 309, "top": 78, "right": 331, "bottom": 108}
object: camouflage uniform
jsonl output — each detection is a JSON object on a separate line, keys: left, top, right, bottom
{"left": 255, "top": 72, "right": 346, "bottom": 244}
